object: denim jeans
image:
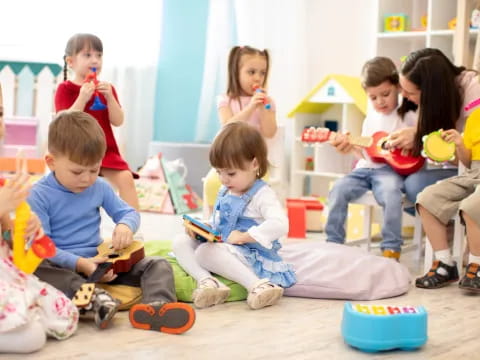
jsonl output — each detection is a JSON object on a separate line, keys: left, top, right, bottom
{"left": 325, "top": 166, "right": 405, "bottom": 252}
{"left": 404, "top": 168, "right": 458, "bottom": 204}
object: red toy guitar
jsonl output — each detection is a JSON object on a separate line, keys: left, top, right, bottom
{"left": 315, "top": 128, "right": 425, "bottom": 175}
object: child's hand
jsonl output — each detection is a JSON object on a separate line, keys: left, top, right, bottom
{"left": 112, "top": 224, "right": 133, "bottom": 251}
{"left": 441, "top": 129, "right": 463, "bottom": 147}
{"left": 248, "top": 90, "right": 267, "bottom": 110}
{"left": 79, "top": 82, "right": 95, "bottom": 103}
{"left": 228, "top": 230, "right": 255, "bottom": 245}
{"left": 77, "top": 256, "right": 117, "bottom": 282}
{"left": 184, "top": 226, "right": 196, "bottom": 239}
{"left": 389, "top": 127, "right": 416, "bottom": 150}
{"left": 0, "top": 213, "right": 12, "bottom": 234}
{"left": 25, "top": 212, "right": 43, "bottom": 241}
{"left": 0, "top": 172, "right": 30, "bottom": 216}
{"left": 329, "top": 132, "right": 353, "bottom": 154}
{"left": 96, "top": 82, "right": 113, "bottom": 100}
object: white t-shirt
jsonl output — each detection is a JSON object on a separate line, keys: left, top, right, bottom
{"left": 210, "top": 185, "right": 288, "bottom": 249}
{"left": 355, "top": 108, "right": 417, "bottom": 169}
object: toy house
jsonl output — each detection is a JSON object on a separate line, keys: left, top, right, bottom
{"left": 288, "top": 74, "right": 367, "bottom": 198}
{"left": 288, "top": 74, "right": 376, "bottom": 240}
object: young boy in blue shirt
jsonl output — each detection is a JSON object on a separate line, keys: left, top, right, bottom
{"left": 29, "top": 110, "right": 195, "bottom": 333}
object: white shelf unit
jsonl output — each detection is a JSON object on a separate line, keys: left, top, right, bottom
{"left": 289, "top": 76, "right": 366, "bottom": 198}
{"left": 374, "top": 0, "right": 478, "bottom": 64}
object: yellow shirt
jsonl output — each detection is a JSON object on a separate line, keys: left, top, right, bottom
{"left": 463, "top": 108, "right": 480, "bottom": 161}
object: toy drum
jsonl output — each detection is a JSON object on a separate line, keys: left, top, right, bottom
{"left": 422, "top": 131, "right": 455, "bottom": 163}
{"left": 341, "top": 302, "right": 428, "bottom": 352}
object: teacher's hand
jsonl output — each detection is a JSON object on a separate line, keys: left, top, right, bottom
{"left": 389, "top": 127, "right": 416, "bottom": 150}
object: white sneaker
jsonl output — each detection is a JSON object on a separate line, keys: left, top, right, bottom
{"left": 247, "top": 279, "right": 283, "bottom": 310}
{"left": 192, "top": 277, "right": 230, "bottom": 309}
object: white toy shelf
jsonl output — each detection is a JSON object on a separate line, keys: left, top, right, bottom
{"left": 287, "top": 74, "right": 367, "bottom": 199}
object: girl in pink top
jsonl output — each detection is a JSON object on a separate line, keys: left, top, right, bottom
{"left": 216, "top": 46, "right": 277, "bottom": 138}
{"left": 204, "top": 46, "right": 278, "bottom": 212}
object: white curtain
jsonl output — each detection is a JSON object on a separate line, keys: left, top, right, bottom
{"left": 0, "top": 0, "right": 163, "bottom": 170}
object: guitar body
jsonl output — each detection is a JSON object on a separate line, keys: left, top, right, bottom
{"left": 96, "top": 240, "right": 145, "bottom": 274}
{"left": 365, "top": 131, "right": 425, "bottom": 175}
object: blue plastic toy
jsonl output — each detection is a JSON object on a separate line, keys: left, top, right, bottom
{"left": 182, "top": 214, "right": 222, "bottom": 242}
{"left": 341, "top": 302, "right": 428, "bottom": 352}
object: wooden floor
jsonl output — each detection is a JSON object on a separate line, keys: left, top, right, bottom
{"left": 4, "top": 213, "right": 479, "bottom": 360}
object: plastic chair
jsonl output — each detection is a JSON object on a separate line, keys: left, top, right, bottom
{"left": 350, "top": 191, "right": 423, "bottom": 262}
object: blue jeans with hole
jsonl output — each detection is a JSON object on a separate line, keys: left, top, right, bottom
{"left": 325, "top": 166, "right": 405, "bottom": 252}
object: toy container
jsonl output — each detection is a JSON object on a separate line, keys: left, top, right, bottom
{"left": 341, "top": 302, "right": 428, "bottom": 352}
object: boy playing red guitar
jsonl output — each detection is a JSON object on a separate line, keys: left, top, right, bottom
{"left": 313, "top": 128, "right": 424, "bottom": 175}
{"left": 325, "top": 57, "right": 420, "bottom": 261}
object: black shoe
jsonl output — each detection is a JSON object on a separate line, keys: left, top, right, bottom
{"left": 459, "top": 263, "right": 480, "bottom": 292}
{"left": 416, "top": 260, "right": 459, "bottom": 289}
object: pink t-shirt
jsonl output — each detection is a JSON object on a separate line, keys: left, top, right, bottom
{"left": 216, "top": 94, "right": 276, "bottom": 131}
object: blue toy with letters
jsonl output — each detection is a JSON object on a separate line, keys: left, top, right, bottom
{"left": 341, "top": 302, "right": 428, "bottom": 352}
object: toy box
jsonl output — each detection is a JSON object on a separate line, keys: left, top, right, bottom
{"left": 342, "top": 302, "right": 428, "bottom": 352}
{"left": 384, "top": 14, "right": 409, "bottom": 32}
{"left": 2, "top": 116, "right": 39, "bottom": 158}
{"left": 286, "top": 198, "right": 324, "bottom": 236}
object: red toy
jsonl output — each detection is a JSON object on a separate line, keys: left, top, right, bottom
{"left": 315, "top": 128, "right": 425, "bottom": 175}
{"left": 465, "top": 98, "right": 480, "bottom": 112}
{"left": 84, "top": 67, "right": 107, "bottom": 111}
{"left": 252, "top": 85, "right": 271, "bottom": 110}
{"left": 301, "top": 126, "right": 318, "bottom": 142}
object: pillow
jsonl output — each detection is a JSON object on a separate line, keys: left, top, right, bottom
{"left": 144, "top": 240, "right": 247, "bottom": 302}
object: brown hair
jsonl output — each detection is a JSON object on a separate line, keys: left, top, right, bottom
{"left": 63, "top": 33, "right": 103, "bottom": 81}
{"left": 361, "top": 56, "right": 399, "bottom": 88}
{"left": 399, "top": 48, "right": 469, "bottom": 155}
{"left": 48, "top": 110, "right": 106, "bottom": 166}
{"left": 209, "top": 121, "right": 268, "bottom": 178}
{"left": 227, "top": 46, "right": 270, "bottom": 102}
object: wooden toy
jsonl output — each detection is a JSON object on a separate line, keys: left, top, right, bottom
{"left": 73, "top": 283, "right": 95, "bottom": 308}
{"left": 422, "top": 130, "right": 456, "bottom": 163}
{"left": 95, "top": 240, "right": 145, "bottom": 274}
{"left": 182, "top": 214, "right": 222, "bottom": 242}
{"left": 84, "top": 67, "right": 107, "bottom": 111}
{"left": 341, "top": 302, "right": 428, "bottom": 352}
{"left": 384, "top": 14, "right": 409, "bottom": 32}
{"left": 315, "top": 128, "right": 425, "bottom": 175}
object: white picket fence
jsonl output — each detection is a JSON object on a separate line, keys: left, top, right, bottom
{"left": 0, "top": 61, "right": 63, "bottom": 157}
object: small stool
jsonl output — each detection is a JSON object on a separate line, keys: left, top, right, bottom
{"left": 341, "top": 302, "right": 428, "bottom": 352}
{"left": 286, "top": 200, "right": 306, "bottom": 238}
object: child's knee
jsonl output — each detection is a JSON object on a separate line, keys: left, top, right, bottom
{"left": 118, "top": 170, "right": 135, "bottom": 186}
{"left": 172, "top": 233, "right": 195, "bottom": 252}
{"left": 195, "top": 242, "right": 216, "bottom": 261}
{"left": 460, "top": 196, "right": 480, "bottom": 224}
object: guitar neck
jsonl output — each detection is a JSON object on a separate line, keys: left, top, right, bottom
{"left": 348, "top": 135, "right": 373, "bottom": 148}
{"left": 313, "top": 128, "right": 373, "bottom": 148}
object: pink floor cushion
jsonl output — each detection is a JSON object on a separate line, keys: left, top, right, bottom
{"left": 280, "top": 242, "right": 411, "bottom": 300}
